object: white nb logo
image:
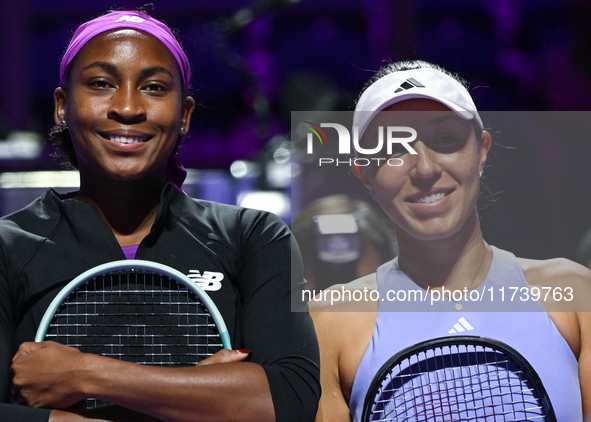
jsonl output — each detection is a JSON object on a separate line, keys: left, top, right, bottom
{"left": 187, "top": 270, "right": 224, "bottom": 291}
{"left": 114, "top": 16, "right": 145, "bottom": 23}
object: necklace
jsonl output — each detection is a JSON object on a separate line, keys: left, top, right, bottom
{"left": 412, "top": 244, "right": 490, "bottom": 311}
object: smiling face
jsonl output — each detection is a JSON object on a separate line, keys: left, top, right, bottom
{"left": 354, "top": 99, "right": 491, "bottom": 242}
{"left": 54, "top": 29, "right": 194, "bottom": 183}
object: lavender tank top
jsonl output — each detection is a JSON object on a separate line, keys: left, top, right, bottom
{"left": 349, "top": 246, "right": 581, "bottom": 421}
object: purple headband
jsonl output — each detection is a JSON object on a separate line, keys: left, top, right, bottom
{"left": 59, "top": 10, "right": 191, "bottom": 89}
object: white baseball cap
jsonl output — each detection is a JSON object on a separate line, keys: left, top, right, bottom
{"left": 353, "top": 67, "right": 482, "bottom": 141}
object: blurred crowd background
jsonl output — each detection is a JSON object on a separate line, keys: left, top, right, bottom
{"left": 1, "top": 0, "right": 591, "bottom": 268}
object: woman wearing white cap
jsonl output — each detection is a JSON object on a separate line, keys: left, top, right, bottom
{"left": 311, "top": 60, "right": 591, "bottom": 421}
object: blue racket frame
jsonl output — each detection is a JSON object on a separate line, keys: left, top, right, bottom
{"left": 35, "top": 259, "right": 232, "bottom": 350}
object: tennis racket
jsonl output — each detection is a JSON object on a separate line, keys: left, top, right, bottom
{"left": 35, "top": 260, "right": 231, "bottom": 409}
{"left": 361, "top": 336, "right": 556, "bottom": 422}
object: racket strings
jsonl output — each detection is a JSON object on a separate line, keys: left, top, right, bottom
{"left": 370, "top": 344, "right": 548, "bottom": 422}
{"left": 46, "top": 270, "right": 223, "bottom": 367}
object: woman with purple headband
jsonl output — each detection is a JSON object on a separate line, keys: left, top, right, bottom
{"left": 310, "top": 60, "right": 591, "bottom": 421}
{"left": 1, "top": 9, "right": 319, "bottom": 422}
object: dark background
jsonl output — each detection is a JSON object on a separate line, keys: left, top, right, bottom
{"left": 1, "top": 0, "right": 591, "bottom": 263}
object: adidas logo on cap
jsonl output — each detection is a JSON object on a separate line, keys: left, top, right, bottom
{"left": 394, "top": 77, "right": 425, "bottom": 93}
{"left": 448, "top": 317, "right": 474, "bottom": 334}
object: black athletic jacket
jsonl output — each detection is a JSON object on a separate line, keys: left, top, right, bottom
{"left": 0, "top": 183, "right": 320, "bottom": 421}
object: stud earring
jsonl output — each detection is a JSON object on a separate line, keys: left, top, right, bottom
{"left": 479, "top": 170, "right": 483, "bottom": 178}
{"left": 60, "top": 120, "right": 67, "bottom": 128}
{"left": 180, "top": 126, "right": 186, "bottom": 133}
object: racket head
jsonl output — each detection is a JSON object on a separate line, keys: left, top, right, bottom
{"left": 36, "top": 259, "right": 231, "bottom": 356}
{"left": 361, "top": 335, "right": 556, "bottom": 422}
